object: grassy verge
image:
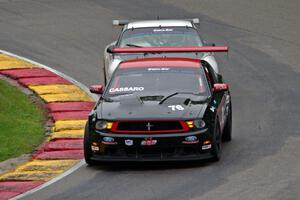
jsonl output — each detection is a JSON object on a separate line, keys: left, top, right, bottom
{"left": 0, "top": 79, "right": 45, "bottom": 162}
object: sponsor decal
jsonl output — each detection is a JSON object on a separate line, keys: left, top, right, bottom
{"left": 225, "top": 94, "right": 230, "bottom": 104}
{"left": 101, "top": 137, "right": 117, "bottom": 145}
{"left": 141, "top": 137, "right": 157, "bottom": 146}
{"left": 103, "top": 137, "right": 114, "bottom": 142}
{"left": 210, "top": 106, "right": 216, "bottom": 112}
{"left": 201, "top": 144, "right": 212, "bottom": 150}
{"left": 168, "top": 105, "right": 185, "bottom": 111}
{"left": 182, "top": 140, "right": 199, "bottom": 144}
{"left": 125, "top": 139, "right": 134, "bottom": 146}
{"left": 185, "top": 136, "right": 198, "bottom": 141}
{"left": 109, "top": 87, "right": 144, "bottom": 93}
{"left": 91, "top": 145, "right": 99, "bottom": 151}
{"left": 182, "top": 135, "right": 199, "bottom": 144}
{"left": 148, "top": 68, "right": 170, "bottom": 71}
{"left": 153, "top": 28, "right": 173, "bottom": 32}
{"left": 101, "top": 141, "right": 117, "bottom": 145}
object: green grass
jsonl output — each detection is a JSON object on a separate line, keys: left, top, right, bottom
{"left": 0, "top": 79, "right": 45, "bottom": 162}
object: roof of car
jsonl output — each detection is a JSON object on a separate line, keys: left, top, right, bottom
{"left": 119, "top": 57, "right": 201, "bottom": 69}
{"left": 126, "top": 20, "right": 193, "bottom": 29}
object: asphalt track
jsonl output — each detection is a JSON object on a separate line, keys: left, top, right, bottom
{"left": 0, "top": 0, "right": 300, "bottom": 199}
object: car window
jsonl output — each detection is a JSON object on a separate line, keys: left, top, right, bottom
{"left": 202, "top": 61, "right": 219, "bottom": 89}
{"left": 119, "top": 27, "right": 203, "bottom": 47}
{"left": 104, "top": 67, "right": 209, "bottom": 97}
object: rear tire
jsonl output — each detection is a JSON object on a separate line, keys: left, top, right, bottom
{"left": 222, "top": 102, "right": 232, "bottom": 142}
{"left": 84, "top": 123, "right": 97, "bottom": 166}
{"left": 211, "top": 123, "right": 222, "bottom": 162}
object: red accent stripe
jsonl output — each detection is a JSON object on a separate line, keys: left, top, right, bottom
{"left": 112, "top": 46, "right": 229, "bottom": 53}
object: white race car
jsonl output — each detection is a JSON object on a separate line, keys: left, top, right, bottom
{"left": 103, "top": 19, "right": 220, "bottom": 84}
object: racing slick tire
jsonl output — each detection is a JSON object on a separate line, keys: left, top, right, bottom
{"left": 84, "top": 123, "right": 97, "bottom": 166}
{"left": 222, "top": 102, "right": 232, "bottom": 142}
{"left": 211, "top": 123, "right": 222, "bottom": 162}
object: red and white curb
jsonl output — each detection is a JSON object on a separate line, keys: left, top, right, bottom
{"left": 0, "top": 49, "right": 97, "bottom": 200}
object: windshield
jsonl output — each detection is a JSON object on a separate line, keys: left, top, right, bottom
{"left": 104, "top": 67, "right": 210, "bottom": 98}
{"left": 119, "top": 27, "right": 203, "bottom": 47}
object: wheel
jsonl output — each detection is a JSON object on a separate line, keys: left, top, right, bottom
{"left": 211, "top": 123, "right": 222, "bottom": 162}
{"left": 84, "top": 123, "right": 97, "bottom": 166}
{"left": 222, "top": 102, "right": 232, "bottom": 142}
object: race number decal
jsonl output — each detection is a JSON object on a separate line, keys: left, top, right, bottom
{"left": 168, "top": 105, "right": 185, "bottom": 111}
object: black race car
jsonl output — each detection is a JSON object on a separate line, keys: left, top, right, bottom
{"left": 85, "top": 46, "right": 231, "bottom": 164}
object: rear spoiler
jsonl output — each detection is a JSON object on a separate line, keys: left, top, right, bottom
{"left": 107, "top": 46, "right": 229, "bottom": 54}
{"left": 112, "top": 18, "right": 200, "bottom": 26}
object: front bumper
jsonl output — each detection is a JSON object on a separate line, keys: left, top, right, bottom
{"left": 89, "top": 129, "right": 213, "bottom": 161}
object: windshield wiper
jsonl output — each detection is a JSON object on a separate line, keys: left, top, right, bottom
{"left": 159, "top": 92, "right": 198, "bottom": 105}
{"left": 126, "top": 44, "right": 143, "bottom": 48}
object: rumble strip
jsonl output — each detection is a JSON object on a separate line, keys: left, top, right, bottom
{"left": 0, "top": 51, "right": 95, "bottom": 200}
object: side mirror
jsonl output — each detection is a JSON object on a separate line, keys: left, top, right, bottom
{"left": 90, "top": 84, "right": 104, "bottom": 94}
{"left": 107, "top": 46, "right": 115, "bottom": 53}
{"left": 213, "top": 83, "right": 229, "bottom": 92}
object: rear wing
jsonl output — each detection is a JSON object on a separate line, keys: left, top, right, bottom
{"left": 112, "top": 18, "right": 200, "bottom": 26}
{"left": 107, "top": 46, "right": 229, "bottom": 54}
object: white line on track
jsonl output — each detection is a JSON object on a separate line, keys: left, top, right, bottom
{"left": 0, "top": 49, "right": 97, "bottom": 200}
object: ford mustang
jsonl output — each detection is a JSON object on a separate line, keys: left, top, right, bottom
{"left": 84, "top": 46, "right": 232, "bottom": 164}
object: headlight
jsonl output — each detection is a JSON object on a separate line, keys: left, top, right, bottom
{"left": 95, "top": 120, "right": 107, "bottom": 130}
{"left": 193, "top": 119, "right": 206, "bottom": 129}
{"left": 185, "top": 119, "right": 206, "bottom": 129}
{"left": 95, "top": 120, "right": 113, "bottom": 130}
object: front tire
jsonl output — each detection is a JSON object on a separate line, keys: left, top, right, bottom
{"left": 222, "top": 102, "right": 232, "bottom": 142}
{"left": 84, "top": 123, "right": 97, "bottom": 166}
{"left": 211, "top": 123, "right": 222, "bottom": 162}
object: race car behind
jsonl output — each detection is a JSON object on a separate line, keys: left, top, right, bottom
{"left": 103, "top": 18, "right": 220, "bottom": 83}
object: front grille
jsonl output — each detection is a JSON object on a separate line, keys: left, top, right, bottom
{"left": 112, "top": 121, "right": 188, "bottom": 134}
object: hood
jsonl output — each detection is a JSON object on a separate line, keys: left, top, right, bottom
{"left": 97, "top": 94, "right": 209, "bottom": 120}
